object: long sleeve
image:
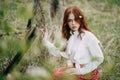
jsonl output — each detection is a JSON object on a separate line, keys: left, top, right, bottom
{"left": 43, "top": 39, "right": 68, "bottom": 58}
{"left": 65, "top": 32, "right": 104, "bottom": 75}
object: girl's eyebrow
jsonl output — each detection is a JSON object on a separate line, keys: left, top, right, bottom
{"left": 68, "top": 19, "right": 73, "bottom": 20}
{"left": 68, "top": 19, "right": 74, "bottom": 20}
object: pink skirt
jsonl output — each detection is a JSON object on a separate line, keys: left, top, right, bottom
{"left": 72, "top": 63, "right": 99, "bottom": 80}
{"left": 53, "top": 63, "right": 99, "bottom": 80}
{"left": 75, "top": 69, "right": 99, "bottom": 80}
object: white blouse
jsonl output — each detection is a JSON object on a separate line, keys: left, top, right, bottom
{"left": 43, "top": 29, "right": 104, "bottom": 75}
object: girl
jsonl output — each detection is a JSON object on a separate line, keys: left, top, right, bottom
{"left": 42, "top": 6, "right": 104, "bottom": 80}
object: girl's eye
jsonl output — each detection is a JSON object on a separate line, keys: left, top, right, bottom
{"left": 75, "top": 18, "right": 79, "bottom": 21}
{"left": 67, "top": 18, "right": 79, "bottom": 23}
{"left": 67, "top": 19, "right": 73, "bottom": 22}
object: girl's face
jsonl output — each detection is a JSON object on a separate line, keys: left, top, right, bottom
{"left": 67, "top": 13, "right": 80, "bottom": 31}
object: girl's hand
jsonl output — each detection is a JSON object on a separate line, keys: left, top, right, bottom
{"left": 53, "top": 67, "right": 67, "bottom": 79}
{"left": 40, "top": 27, "right": 48, "bottom": 40}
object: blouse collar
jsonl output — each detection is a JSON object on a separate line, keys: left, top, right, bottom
{"left": 70, "top": 29, "right": 86, "bottom": 39}
{"left": 70, "top": 30, "right": 79, "bottom": 36}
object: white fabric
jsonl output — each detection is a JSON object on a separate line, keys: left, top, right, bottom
{"left": 43, "top": 29, "right": 104, "bottom": 75}
{"left": 43, "top": 40, "right": 68, "bottom": 58}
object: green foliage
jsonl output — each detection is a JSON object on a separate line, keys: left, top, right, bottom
{"left": 17, "top": 6, "right": 33, "bottom": 20}
{"left": 88, "top": 0, "right": 120, "bottom": 6}
{"left": 0, "top": 10, "right": 4, "bottom": 18}
{"left": 18, "top": 7, "right": 27, "bottom": 18}
{"left": 1, "top": 21, "right": 13, "bottom": 33}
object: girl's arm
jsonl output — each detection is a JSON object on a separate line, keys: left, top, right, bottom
{"left": 43, "top": 39, "right": 68, "bottom": 58}
{"left": 41, "top": 27, "right": 68, "bottom": 58}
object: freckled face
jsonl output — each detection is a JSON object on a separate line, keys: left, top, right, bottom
{"left": 67, "top": 13, "right": 80, "bottom": 31}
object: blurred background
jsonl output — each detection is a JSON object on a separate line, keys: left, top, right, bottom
{"left": 0, "top": 0, "right": 120, "bottom": 80}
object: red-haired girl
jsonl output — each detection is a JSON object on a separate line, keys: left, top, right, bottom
{"left": 42, "top": 6, "right": 104, "bottom": 80}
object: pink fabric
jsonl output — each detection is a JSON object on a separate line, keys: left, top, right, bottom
{"left": 73, "top": 63, "right": 99, "bottom": 80}
{"left": 75, "top": 69, "right": 99, "bottom": 80}
{"left": 53, "top": 64, "right": 99, "bottom": 80}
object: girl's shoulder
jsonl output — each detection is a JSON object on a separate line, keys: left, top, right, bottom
{"left": 82, "top": 30, "right": 94, "bottom": 38}
{"left": 82, "top": 30, "right": 100, "bottom": 43}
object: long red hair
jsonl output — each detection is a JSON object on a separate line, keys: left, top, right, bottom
{"left": 62, "top": 6, "right": 91, "bottom": 40}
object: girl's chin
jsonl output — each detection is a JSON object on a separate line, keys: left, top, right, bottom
{"left": 72, "top": 28, "right": 78, "bottom": 31}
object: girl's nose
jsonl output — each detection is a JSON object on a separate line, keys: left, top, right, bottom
{"left": 72, "top": 20, "right": 75, "bottom": 25}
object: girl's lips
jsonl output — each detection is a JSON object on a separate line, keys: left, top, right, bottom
{"left": 72, "top": 26, "right": 77, "bottom": 29}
